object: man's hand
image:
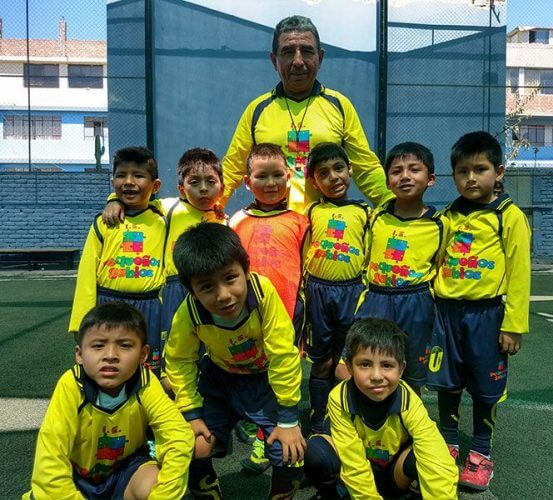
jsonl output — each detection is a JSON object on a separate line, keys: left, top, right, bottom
{"left": 102, "top": 201, "right": 126, "bottom": 227}
{"left": 499, "top": 331, "right": 522, "bottom": 355}
{"left": 267, "top": 425, "right": 306, "bottom": 465}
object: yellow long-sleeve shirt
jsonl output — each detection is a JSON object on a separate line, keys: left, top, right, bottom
{"left": 434, "top": 194, "right": 531, "bottom": 334}
{"left": 165, "top": 273, "right": 302, "bottom": 421}
{"left": 23, "top": 365, "right": 194, "bottom": 500}
{"left": 328, "top": 379, "right": 458, "bottom": 499}
{"left": 222, "top": 80, "right": 391, "bottom": 212}
{"left": 69, "top": 209, "right": 167, "bottom": 333}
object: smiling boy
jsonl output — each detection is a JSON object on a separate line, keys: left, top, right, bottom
{"left": 164, "top": 222, "right": 305, "bottom": 499}
{"left": 25, "top": 302, "right": 194, "bottom": 500}
{"left": 352, "top": 142, "right": 449, "bottom": 394}
{"left": 69, "top": 147, "right": 166, "bottom": 374}
{"left": 304, "top": 318, "right": 458, "bottom": 499}
{"left": 302, "top": 142, "right": 371, "bottom": 433}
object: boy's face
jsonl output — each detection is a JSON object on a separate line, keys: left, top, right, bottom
{"left": 112, "top": 162, "right": 160, "bottom": 210}
{"left": 311, "top": 157, "right": 351, "bottom": 200}
{"left": 386, "top": 154, "right": 435, "bottom": 201}
{"left": 453, "top": 153, "right": 504, "bottom": 205}
{"left": 76, "top": 324, "right": 149, "bottom": 397}
{"left": 178, "top": 165, "right": 224, "bottom": 212}
{"left": 189, "top": 261, "right": 249, "bottom": 320}
{"left": 346, "top": 346, "right": 405, "bottom": 402}
{"left": 244, "top": 156, "right": 290, "bottom": 210}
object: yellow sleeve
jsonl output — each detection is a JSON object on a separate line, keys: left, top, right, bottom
{"left": 142, "top": 374, "right": 195, "bottom": 499}
{"left": 164, "top": 301, "right": 203, "bottom": 415}
{"left": 339, "top": 95, "right": 392, "bottom": 208}
{"left": 221, "top": 101, "right": 256, "bottom": 207}
{"left": 260, "top": 279, "right": 302, "bottom": 416}
{"left": 68, "top": 220, "right": 102, "bottom": 333}
{"left": 327, "top": 387, "right": 383, "bottom": 499}
{"left": 27, "top": 371, "right": 85, "bottom": 500}
{"left": 501, "top": 205, "right": 531, "bottom": 334}
{"left": 402, "top": 389, "right": 458, "bottom": 499}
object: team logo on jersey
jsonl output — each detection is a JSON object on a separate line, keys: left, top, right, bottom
{"left": 365, "top": 440, "right": 390, "bottom": 469}
{"left": 326, "top": 218, "right": 346, "bottom": 240}
{"left": 428, "top": 346, "right": 443, "bottom": 372}
{"left": 122, "top": 230, "right": 144, "bottom": 253}
{"left": 226, "top": 336, "right": 268, "bottom": 373}
{"left": 384, "top": 236, "right": 408, "bottom": 262}
{"left": 287, "top": 129, "right": 310, "bottom": 153}
{"left": 452, "top": 231, "right": 473, "bottom": 254}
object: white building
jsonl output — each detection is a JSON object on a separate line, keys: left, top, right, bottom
{"left": 506, "top": 26, "right": 553, "bottom": 167}
{"left": 0, "top": 19, "right": 109, "bottom": 171}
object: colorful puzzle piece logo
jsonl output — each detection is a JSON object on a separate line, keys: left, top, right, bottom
{"left": 326, "top": 219, "right": 346, "bottom": 240}
{"left": 122, "top": 231, "right": 144, "bottom": 253}
{"left": 96, "top": 434, "right": 126, "bottom": 461}
{"left": 384, "top": 237, "right": 407, "bottom": 262}
{"left": 288, "top": 129, "right": 310, "bottom": 153}
{"left": 452, "top": 231, "right": 473, "bottom": 254}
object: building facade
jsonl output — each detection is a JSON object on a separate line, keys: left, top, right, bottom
{"left": 0, "top": 19, "right": 109, "bottom": 171}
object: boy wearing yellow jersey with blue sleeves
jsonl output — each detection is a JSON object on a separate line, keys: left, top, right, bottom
{"left": 427, "top": 131, "right": 531, "bottom": 491}
{"left": 164, "top": 223, "right": 305, "bottom": 499}
{"left": 69, "top": 147, "right": 166, "bottom": 374}
{"left": 303, "top": 143, "right": 371, "bottom": 434}
{"left": 354, "top": 142, "right": 448, "bottom": 394}
{"left": 304, "top": 319, "right": 458, "bottom": 499}
{"left": 24, "top": 302, "right": 194, "bottom": 500}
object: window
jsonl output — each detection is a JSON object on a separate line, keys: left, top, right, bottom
{"left": 529, "top": 29, "right": 549, "bottom": 44}
{"left": 520, "top": 125, "right": 545, "bottom": 147}
{"left": 84, "top": 117, "right": 108, "bottom": 138}
{"left": 68, "top": 65, "right": 104, "bottom": 88}
{"left": 507, "top": 68, "right": 519, "bottom": 93}
{"left": 3, "top": 115, "right": 62, "bottom": 139}
{"left": 541, "top": 70, "right": 553, "bottom": 95}
{"left": 523, "top": 69, "right": 553, "bottom": 95}
{"left": 23, "top": 64, "right": 59, "bottom": 88}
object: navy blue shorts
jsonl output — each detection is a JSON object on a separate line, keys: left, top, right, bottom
{"left": 97, "top": 287, "right": 162, "bottom": 375}
{"left": 304, "top": 275, "right": 364, "bottom": 362}
{"left": 73, "top": 448, "right": 154, "bottom": 500}
{"left": 426, "top": 297, "right": 507, "bottom": 403}
{"left": 160, "top": 275, "right": 188, "bottom": 368}
{"left": 197, "top": 356, "right": 292, "bottom": 467}
{"left": 355, "top": 283, "right": 434, "bottom": 386}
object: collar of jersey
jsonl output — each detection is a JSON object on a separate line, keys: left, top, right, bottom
{"left": 244, "top": 200, "right": 290, "bottom": 216}
{"left": 383, "top": 200, "right": 438, "bottom": 220}
{"left": 345, "top": 378, "right": 404, "bottom": 421}
{"left": 450, "top": 192, "right": 511, "bottom": 215}
{"left": 320, "top": 196, "right": 363, "bottom": 207}
{"left": 273, "top": 79, "right": 324, "bottom": 101}
{"left": 190, "top": 276, "right": 260, "bottom": 328}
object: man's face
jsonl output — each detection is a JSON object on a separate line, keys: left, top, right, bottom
{"left": 270, "top": 31, "right": 324, "bottom": 100}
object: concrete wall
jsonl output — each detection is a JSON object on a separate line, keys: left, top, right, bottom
{"left": 0, "top": 171, "right": 111, "bottom": 249}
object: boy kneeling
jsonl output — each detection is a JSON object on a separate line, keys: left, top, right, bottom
{"left": 304, "top": 319, "right": 458, "bottom": 499}
{"left": 165, "top": 222, "right": 305, "bottom": 499}
{"left": 24, "top": 302, "right": 194, "bottom": 499}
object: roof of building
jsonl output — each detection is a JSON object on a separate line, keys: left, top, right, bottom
{"left": 0, "top": 38, "right": 106, "bottom": 59}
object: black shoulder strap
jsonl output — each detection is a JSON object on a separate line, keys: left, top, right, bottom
{"left": 92, "top": 215, "right": 104, "bottom": 244}
{"left": 251, "top": 94, "right": 276, "bottom": 145}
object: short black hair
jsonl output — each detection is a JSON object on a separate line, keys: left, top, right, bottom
{"left": 384, "top": 142, "right": 435, "bottom": 176}
{"left": 77, "top": 302, "right": 148, "bottom": 347}
{"left": 306, "top": 142, "right": 349, "bottom": 178}
{"left": 344, "top": 318, "right": 407, "bottom": 365}
{"left": 272, "top": 15, "right": 321, "bottom": 54}
{"left": 177, "top": 148, "right": 223, "bottom": 185}
{"left": 113, "top": 146, "right": 158, "bottom": 179}
{"left": 246, "top": 143, "right": 288, "bottom": 175}
{"left": 173, "top": 222, "right": 250, "bottom": 291}
{"left": 451, "top": 131, "right": 503, "bottom": 171}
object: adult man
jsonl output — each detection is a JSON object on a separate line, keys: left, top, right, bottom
{"left": 221, "top": 15, "right": 391, "bottom": 213}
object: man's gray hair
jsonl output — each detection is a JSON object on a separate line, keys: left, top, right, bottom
{"left": 272, "top": 15, "right": 321, "bottom": 54}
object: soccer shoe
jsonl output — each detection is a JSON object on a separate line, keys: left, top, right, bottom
{"left": 235, "top": 420, "right": 258, "bottom": 444}
{"left": 240, "top": 437, "right": 271, "bottom": 474}
{"left": 447, "top": 444, "right": 460, "bottom": 463}
{"left": 458, "top": 451, "right": 494, "bottom": 490}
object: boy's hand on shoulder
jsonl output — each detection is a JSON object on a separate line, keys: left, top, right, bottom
{"left": 188, "top": 418, "right": 212, "bottom": 442}
{"left": 267, "top": 425, "right": 306, "bottom": 465}
{"left": 102, "top": 201, "right": 126, "bottom": 227}
{"left": 499, "top": 331, "right": 522, "bottom": 355}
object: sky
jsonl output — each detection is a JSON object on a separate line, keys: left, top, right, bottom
{"left": 0, "top": 0, "right": 551, "bottom": 43}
